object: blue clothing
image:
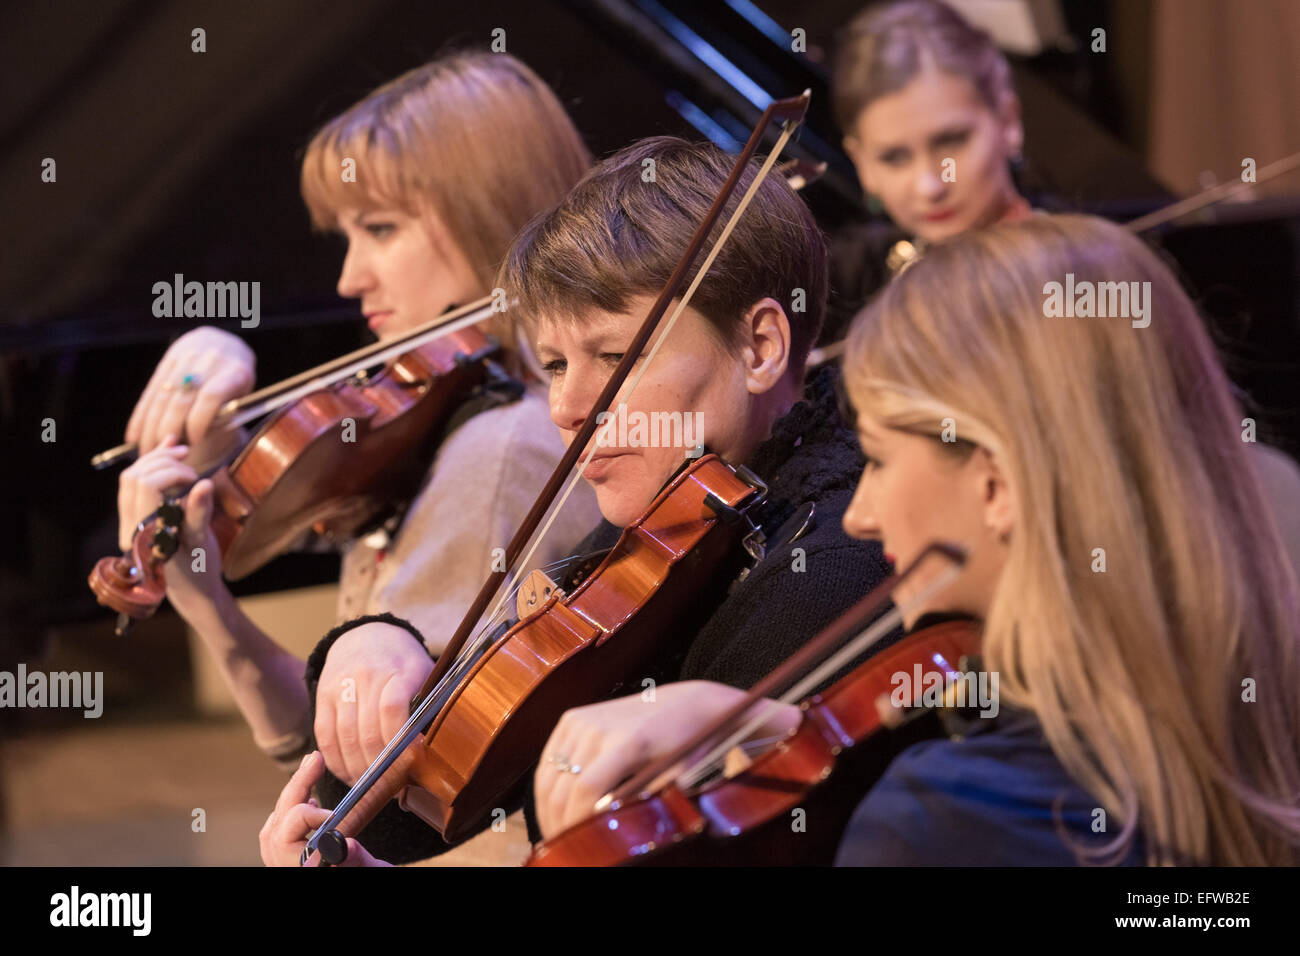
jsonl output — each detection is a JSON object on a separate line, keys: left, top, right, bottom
{"left": 835, "top": 707, "right": 1144, "bottom": 866}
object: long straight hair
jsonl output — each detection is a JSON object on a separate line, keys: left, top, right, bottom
{"left": 844, "top": 214, "right": 1300, "bottom": 865}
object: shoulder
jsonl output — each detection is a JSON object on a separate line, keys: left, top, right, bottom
{"left": 438, "top": 385, "right": 561, "bottom": 461}
{"left": 835, "top": 713, "right": 1143, "bottom": 866}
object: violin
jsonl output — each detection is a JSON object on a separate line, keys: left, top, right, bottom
{"left": 321, "top": 452, "right": 768, "bottom": 846}
{"left": 300, "top": 91, "right": 814, "bottom": 864}
{"left": 88, "top": 298, "right": 507, "bottom": 633}
{"left": 526, "top": 542, "right": 979, "bottom": 867}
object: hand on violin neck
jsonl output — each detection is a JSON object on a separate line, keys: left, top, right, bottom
{"left": 314, "top": 622, "right": 435, "bottom": 786}
{"left": 260, "top": 751, "right": 390, "bottom": 867}
{"left": 533, "top": 680, "right": 801, "bottom": 839}
{"left": 116, "top": 440, "right": 228, "bottom": 607}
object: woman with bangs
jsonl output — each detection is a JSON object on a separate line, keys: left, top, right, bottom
{"left": 115, "top": 51, "right": 602, "bottom": 853}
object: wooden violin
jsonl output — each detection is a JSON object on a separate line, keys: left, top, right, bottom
{"left": 526, "top": 542, "right": 980, "bottom": 867}
{"left": 301, "top": 91, "right": 814, "bottom": 864}
{"left": 88, "top": 298, "right": 507, "bottom": 633}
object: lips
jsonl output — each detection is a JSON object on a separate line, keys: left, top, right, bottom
{"left": 922, "top": 209, "right": 956, "bottom": 222}
{"left": 582, "top": 452, "right": 629, "bottom": 480}
{"left": 365, "top": 310, "right": 393, "bottom": 332}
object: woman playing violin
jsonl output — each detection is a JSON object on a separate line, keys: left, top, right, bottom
{"left": 259, "top": 136, "right": 893, "bottom": 865}
{"left": 533, "top": 214, "right": 1300, "bottom": 866}
{"left": 114, "top": 51, "right": 601, "bottom": 827}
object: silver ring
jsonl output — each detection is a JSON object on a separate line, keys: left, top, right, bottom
{"left": 547, "top": 753, "right": 581, "bottom": 774}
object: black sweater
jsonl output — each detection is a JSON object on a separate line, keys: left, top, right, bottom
{"left": 304, "top": 365, "right": 890, "bottom": 862}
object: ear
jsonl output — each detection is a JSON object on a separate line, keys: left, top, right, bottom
{"left": 971, "top": 447, "right": 1016, "bottom": 542}
{"left": 740, "top": 297, "right": 792, "bottom": 396}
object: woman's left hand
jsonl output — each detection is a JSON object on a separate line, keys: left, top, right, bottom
{"left": 259, "top": 751, "right": 390, "bottom": 867}
{"left": 533, "top": 680, "right": 800, "bottom": 839}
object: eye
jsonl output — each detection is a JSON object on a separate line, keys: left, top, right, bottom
{"left": 540, "top": 359, "right": 566, "bottom": 376}
{"left": 934, "top": 129, "right": 971, "bottom": 150}
{"left": 878, "top": 148, "right": 909, "bottom": 167}
{"left": 600, "top": 352, "right": 626, "bottom": 367}
{"left": 364, "top": 221, "right": 396, "bottom": 239}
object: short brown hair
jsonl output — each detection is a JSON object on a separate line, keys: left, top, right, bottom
{"left": 499, "top": 136, "right": 828, "bottom": 373}
{"left": 832, "top": 0, "right": 1012, "bottom": 133}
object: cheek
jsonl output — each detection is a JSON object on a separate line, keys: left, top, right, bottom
{"left": 957, "top": 133, "right": 1007, "bottom": 203}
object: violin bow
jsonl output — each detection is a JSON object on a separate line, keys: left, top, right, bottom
{"left": 303, "top": 90, "right": 814, "bottom": 864}
{"left": 91, "top": 294, "right": 500, "bottom": 469}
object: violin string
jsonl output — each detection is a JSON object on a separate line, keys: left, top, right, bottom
{"left": 481, "top": 121, "right": 800, "bottom": 629}
{"left": 675, "top": 559, "right": 965, "bottom": 791}
{"left": 225, "top": 298, "right": 501, "bottom": 430}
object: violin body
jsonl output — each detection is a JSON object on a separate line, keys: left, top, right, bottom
{"left": 211, "top": 327, "right": 496, "bottom": 580}
{"left": 393, "top": 454, "right": 766, "bottom": 844}
{"left": 90, "top": 327, "right": 499, "bottom": 624}
{"left": 527, "top": 619, "right": 980, "bottom": 866}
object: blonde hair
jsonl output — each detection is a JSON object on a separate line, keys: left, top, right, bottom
{"left": 844, "top": 214, "right": 1300, "bottom": 865}
{"left": 299, "top": 51, "right": 592, "bottom": 357}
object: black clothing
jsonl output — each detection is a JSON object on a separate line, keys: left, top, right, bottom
{"left": 305, "top": 365, "right": 890, "bottom": 862}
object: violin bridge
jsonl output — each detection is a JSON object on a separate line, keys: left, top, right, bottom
{"left": 516, "top": 568, "right": 563, "bottom": 619}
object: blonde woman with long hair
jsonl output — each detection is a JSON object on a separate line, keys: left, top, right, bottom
{"left": 835, "top": 213, "right": 1300, "bottom": 865}
{"left": 117, "top": 51, "right": 601, "bottom": 861}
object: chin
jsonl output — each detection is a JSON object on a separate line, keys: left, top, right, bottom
{"left": 594, "top": 492, "right": 642, "bottom": 529}
{"left": 914, "top": 216, "right": 971, "bottom": 244}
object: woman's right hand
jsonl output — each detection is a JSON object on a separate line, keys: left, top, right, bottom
{"left": 126, "top": 326, "right": 255, "bottom": 457}
{"left": 314, "top": 623, "right": 436, "bottom": 786}
{"left": 117, "top": 436, "right": 229, "bottom": 610}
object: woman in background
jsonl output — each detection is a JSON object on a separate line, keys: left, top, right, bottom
{"left": 824, "top": 0, "right": 1035, "bottom": 341}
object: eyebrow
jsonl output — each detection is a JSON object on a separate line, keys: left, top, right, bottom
{"left": 871, "top": 123, "right": 972, "bottom": 156}
{"left": 535, "top": 322, "right": 630, "bottom": 356}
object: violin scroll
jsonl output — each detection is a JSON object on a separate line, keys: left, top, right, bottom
{"left": 87, "top": 500, "right": 183, "bottom": 635}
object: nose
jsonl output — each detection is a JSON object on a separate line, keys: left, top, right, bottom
{"left": 549, "top": 366, "right": 598, "bottom": 437}
{"left": 842, "top": 473, "right": 881, "bottom": 541}
{"left": 336, "top": 242, "right": 372, "bottom": 300}
{"left": 915, "top": 164, "right": 947, "bottom": 203}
